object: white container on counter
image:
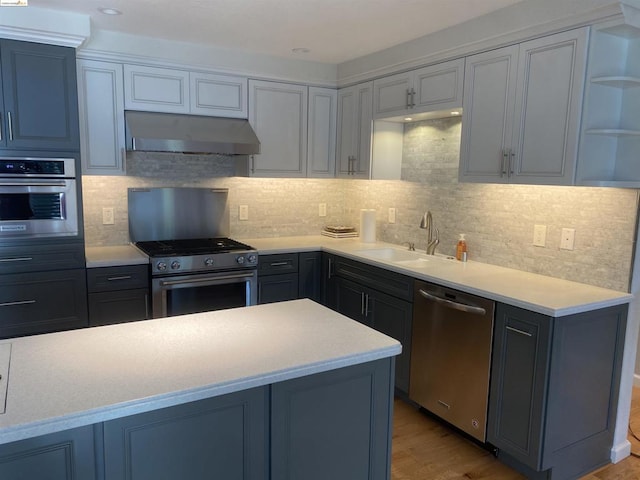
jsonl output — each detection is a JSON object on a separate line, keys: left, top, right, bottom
{"left": 360, "top": 209, "right": 376, "bottom": 243}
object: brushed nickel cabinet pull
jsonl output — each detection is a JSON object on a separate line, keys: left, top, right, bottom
{"left": 0, "top": 257, "right": 33, "bottom": 263}
{"left": 0, "top": 299, "right": 36, "bottom": 307}
{"left": 7, "top": 112, "right": 13, "bottom": 141}
{"left": 107, "top": 275, "right": 132, "bottom": 281}
{"left": 269, "top": 261, "right": 289, "bottom": 267}
{"left": 506, "top": 325, "right": 533, "bottom": 337}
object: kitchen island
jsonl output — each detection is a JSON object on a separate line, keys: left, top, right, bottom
{"left": 0, "top": 299, "right": 400, "bottom": 479}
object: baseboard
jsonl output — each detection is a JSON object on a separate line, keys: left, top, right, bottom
{"left": 611, "top": 439, "right": 632, "bottom": 464}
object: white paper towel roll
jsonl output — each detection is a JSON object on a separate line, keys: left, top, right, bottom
{"left": 360, "top": 209, "right": 376, "bottom": 243}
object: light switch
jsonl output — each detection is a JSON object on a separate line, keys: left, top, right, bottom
{"left": 533, "top": 224, "right": 546, "bottom": 247}
{"left": 319, "top": 203, "right": 327, "bottom": 217}
{"left": 102, "top": 207, "right": 115, "bottom": 225}
{"left": 239, "top": 205, "right": 249, "bottom": 221}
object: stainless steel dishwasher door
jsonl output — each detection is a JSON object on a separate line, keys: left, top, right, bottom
{"left": 409, "top": 280, "right": 495, "bottom": 442}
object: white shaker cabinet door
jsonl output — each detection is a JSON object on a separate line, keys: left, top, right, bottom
{"left": 307, "top": 87, "right": 337, "bottom": 178}
{"left": 248, "top": 80, "right": 308, "bottom": 177}
{"left": 190, "top": 72, "right": 248, "bottom": 118}
{"left": 123, "top": 64, "right": 189, "bottom": 113}
{"left": 373, "top": 71, "right": 413, "bottom": 119}
{"left": 459, "top": 45, "right": 519, "bottom": 183}
{"left": 413, "top": 58, "right": 464, "bottom": 113}
{"left": 512, "top": 28, "right": 588, "bottom": 185}
{"left": 77, "top": 59, "right": 126, "bottom": 175}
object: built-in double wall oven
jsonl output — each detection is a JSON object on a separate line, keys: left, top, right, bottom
{"left": 0, "top": 156, "right": 78, "bottom": 239}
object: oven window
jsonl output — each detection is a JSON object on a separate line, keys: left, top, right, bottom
{"left": 0, "top": 193, "right": 64, "bottom": 221}
{"left": 166, "top": 282, "right": 248, "bottom": 316}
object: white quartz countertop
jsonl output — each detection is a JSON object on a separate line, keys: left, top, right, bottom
{"left": 86, "top": 245, "right": 148, "bottom": 268}
{"left": 0, "top": 300, "right": 400, "bottom": 445}
{"left": 240, "top": 236, "right": 632, "bottom": 317}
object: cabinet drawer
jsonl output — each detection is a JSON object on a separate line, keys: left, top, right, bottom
{"left": 258, "top": 254, "right": 299, "bottom": 275}
{"left": 0, "top": 269, "right": 88, "bottom": 338}
{"left": 88, "top": 289, "right": 149, "bottom": 326}
{"left": 87, "top": 265, "right": 149, "bottom": 292}
{"left": 332, "top": 256, "right": 413, "bottom": 302}
{"left": 0, "top": 242, "right": 85, "bottom": 274}
{"left": 258, "top": 273, "right": 299, "bottom": 304}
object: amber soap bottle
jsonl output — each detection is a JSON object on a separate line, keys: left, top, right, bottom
{"left": 456, "top": 234, "right": 467, "bottom": 261}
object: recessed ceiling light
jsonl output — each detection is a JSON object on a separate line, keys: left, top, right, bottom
{"left": 98, "top": 7, "right": 122, "bottom": 15}
{"left": 291, "top": 48, "right": 310, "bottom": 54}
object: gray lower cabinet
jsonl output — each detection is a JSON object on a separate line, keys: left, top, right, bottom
{"left": 0, "top": 358, "right": 394, "bottom": 480}
{"left": 258, "top": 252, "right": 321, "bottom": 304}
{"left": 322, "top": 253, "right": 413, "bottom": 394}
{"left": 104, "top": 387, "right": 269, "bottom": 480}
{"left": 0, "top": 268, "right": 88, "bottom": 339}
{"left": 488, "top": 302, "right": 627, "bottom": 479}
{"left": 0, "top": 425, "right": 98, "bottom": 480}
{"left": 272, "top": 358, "right": 394, "bottom": 480}
{"left": 87, "top": 265, "right": 150, "bottom": 326}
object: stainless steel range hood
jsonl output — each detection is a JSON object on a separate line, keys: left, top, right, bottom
{"left": 125, "top": 110, "right": 260, "bottom": 155}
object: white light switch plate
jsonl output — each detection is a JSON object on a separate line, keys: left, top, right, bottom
{"left": 239, "top": 205, "right": 249, "bottom": 221}
{"left": 388, "top": 208, "right": 396, "bottom": 224}
{"left": 533, "top": 224, "right": 546, "bottom": 247}
{"left": 319, "top": 203, "right": 327, "bottom": 217}
{"left": 560, "top": 228, "right": 575, "bottom": 250}
{"left": 102, "top": 207, "right": 115, "bottom": 225}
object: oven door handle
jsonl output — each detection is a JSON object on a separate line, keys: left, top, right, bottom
{"left": 0, "top": 181, "right": 68, "bottom": 187}
{"left": 159, "top": 271, "right": 255, "bottom": 287}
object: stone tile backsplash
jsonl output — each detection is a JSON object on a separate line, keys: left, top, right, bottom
{"left": 82, "top": 117, "right": 638, "bottom": 292}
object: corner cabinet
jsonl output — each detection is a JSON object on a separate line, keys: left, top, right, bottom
{"left": 0, "top": 40, "right": 79, "bottom": 152}
{"left": 488, "top": 302, "right": 627, "bottom": 479}
{"left": 77, "top": 59, "right": 126, "bottom": 175}
{"left": 459, "top": 27, "right": 588, "bottom": 185}
{"left": 248, "top": 80, "right": 308, "bottom": 177}
{"left": 258, "top": 252, "right": 321, "bottom": 304}
{"left": 322, "top": 253, "right": 413, "bottom": 394}
{"left": 336, "top": 81, "right": 373, "bottom": 178}
{"left": 373, "top": 58, "right": 464, "bottom": 119}
{"left": 576, "top": 21, "right": 640, "bottom": 186}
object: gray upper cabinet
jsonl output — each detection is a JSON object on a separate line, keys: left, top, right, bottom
{"left": 190, "top": 72, "right": 248, "bottom": 118}
{"left": 307, "top": 87, "right": 337, "bottom": 178}
{"left": 336, "top": 81, "right": 373, "bottom": 178}
{"left": 248, "top": 80, "right": 308, "bottom": 177}
{"left": 459, "top": 27, "right": 588, "bottom": 185}
{"left": 0, "top": 40, "right": 79, "bottom": 152}
{"left": 77, "top": 59, "right": 126, "bottom": 175}
{"left": 373, "top": 58, "right": 464, "bottom": 119}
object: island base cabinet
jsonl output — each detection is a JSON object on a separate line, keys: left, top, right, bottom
{"left": 0, "top": 425, "right": 98, "bottom": 480}
{"left": 488, "top": 303, "right": 627, "bottom": 480}
{"left": 271, "top": 358, "right": 394, "bottom": 480}
{"left": 103, "top": 387, "right": 269, "bottom": 480}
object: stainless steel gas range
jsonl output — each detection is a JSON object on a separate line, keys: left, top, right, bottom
{"left": 128, "top": 187, "right": 257, "bottom": 318}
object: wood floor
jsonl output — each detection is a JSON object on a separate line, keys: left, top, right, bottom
{"left": 391, "top": 387, "right": 640, "bottom": 479}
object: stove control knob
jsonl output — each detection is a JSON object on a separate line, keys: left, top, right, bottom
{"left": 247, "top": 254, "right": 257, "bottom": 264}
{"left": 156, "top": 261, "right": 167, "bottom": 271}
{"left": 236, "top": 255, "right": 245, "bottom": 265}
{"left": 171, "top": 260, "right": 181, "bottom": 270}
{"left": 204, "top": 257, "right": 214, "bottom": 267}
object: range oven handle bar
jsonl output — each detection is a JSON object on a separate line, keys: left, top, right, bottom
{"left": 418, "top": 289, "right": 486, "bottom": 316}
{"left": 159, "top": 271, "right": 255, "bottom": 287}
{"left": 0, "top": 181, "right": 68, "bottom": 187}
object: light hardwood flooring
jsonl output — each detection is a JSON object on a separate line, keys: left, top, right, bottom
{"left": 391, "top": 387, "right": 640, "bottom": 479}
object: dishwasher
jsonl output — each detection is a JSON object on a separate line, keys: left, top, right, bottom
{"left": 409, "top": 280, "right": 495, "bottom": 442}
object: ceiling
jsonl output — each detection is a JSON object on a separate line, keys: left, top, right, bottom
{"left": 29, "top": 0, "right": 526, "bottom": 64}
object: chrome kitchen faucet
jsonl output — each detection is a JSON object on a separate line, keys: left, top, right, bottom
{"left": 420, "top": 211, "right": 439, "bottom": 255}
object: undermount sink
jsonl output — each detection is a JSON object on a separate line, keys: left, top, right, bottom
{"left": 354, "top": 247, "right": 427, "bottom": 263}
{"left": 354, "top": 247, "right": 457, "bottom": 269}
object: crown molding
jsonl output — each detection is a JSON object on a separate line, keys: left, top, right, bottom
{"left": 0, "top": 25, "right": 86, "bottom": 47}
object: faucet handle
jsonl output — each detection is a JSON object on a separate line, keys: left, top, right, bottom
{"left": 403, "top": 242, "right": 415, "bottom": 251}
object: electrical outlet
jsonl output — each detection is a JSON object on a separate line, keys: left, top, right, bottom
{"left": 319, "top": 203, "right": 327, "bottom": 217}
{"left": 533, "top": 224, "right": 546, "bottom": 247}
{"left": 102, "top": 207, "right": 115, "bottom": 225}
{"left": 560, "top": 228, "right": 576, "bottom": 250}
{"left": 239, "top": 205, "right": 249, "bottom": 221}
{"left": 388, "top": 208, "right": 396, "bottom": 224}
